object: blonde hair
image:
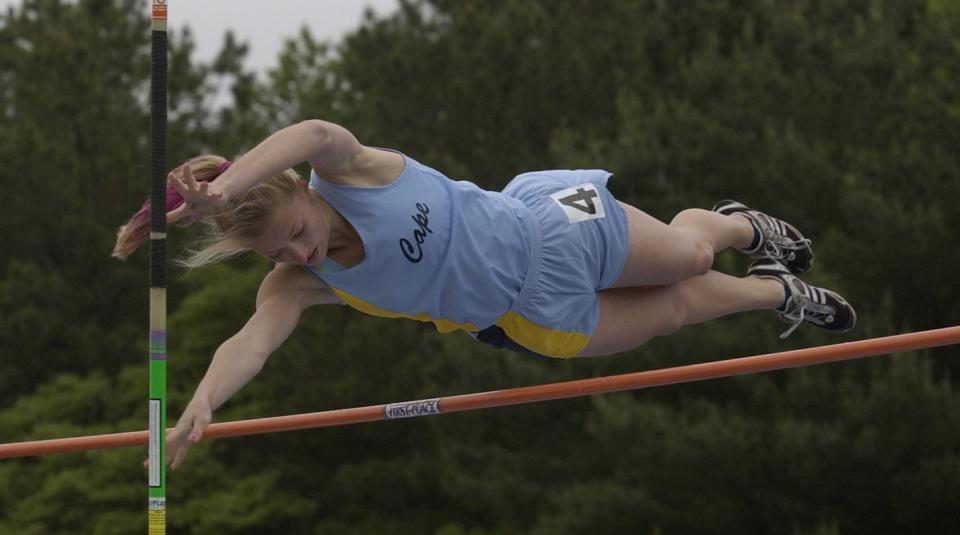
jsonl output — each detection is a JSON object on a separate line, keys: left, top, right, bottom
{"left": 181, "top": 168, "right": 307, "bottom": 268}
{"left": 112, "top": 154, "right": 309, "bottom": 268}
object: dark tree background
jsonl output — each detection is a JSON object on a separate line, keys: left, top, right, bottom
{"left": 1, "top": 1, "right": 958, "bottom": 533}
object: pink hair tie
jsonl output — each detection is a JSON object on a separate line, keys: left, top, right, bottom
{"left": 216, "top": 160, "right": 232, "bottom": 176}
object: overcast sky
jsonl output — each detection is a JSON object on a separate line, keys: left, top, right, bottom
{"left": 1, "top": 0, "right": 400, "bottom": 71}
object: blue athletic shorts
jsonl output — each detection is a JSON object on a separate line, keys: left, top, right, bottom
{"left": 473, "top": 169, "right": 629, "bottom": 359}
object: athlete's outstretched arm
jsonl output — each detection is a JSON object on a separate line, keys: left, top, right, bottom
{"left": 166, "top": 266, "right": 335, "bottom": 469}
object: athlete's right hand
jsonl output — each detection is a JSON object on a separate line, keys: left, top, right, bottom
{"left": 166, "top": 398, "right": 213, "bottom": 470}
{"left": 166, "top": 163, "right": 226, "bottom": 225}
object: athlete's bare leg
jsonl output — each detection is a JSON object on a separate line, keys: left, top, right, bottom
{"left": 611, "top": 202, "right": 755, "bottom": 288}
{"left": 579, "top": 271, "right": 784, "bottom": 357}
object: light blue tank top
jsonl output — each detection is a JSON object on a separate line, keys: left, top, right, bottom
{"left": 305, "top": 151, "right": 537, "bottom": 333}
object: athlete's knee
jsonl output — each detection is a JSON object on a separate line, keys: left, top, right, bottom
{"left": 670, "top": 209, "right": 716, "bottom": 276}
{"left": 690, "top": 237, "right": 714, "bottom": 276}
{"left": 677, "top": 232, "right": 714, "bottom": 277}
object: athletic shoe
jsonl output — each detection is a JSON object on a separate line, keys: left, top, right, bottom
{"left": 712, "top": 199, "right": 813, "bottom": 275}
{"left": 748, "top": 258, "right": 857, "bottom": 339}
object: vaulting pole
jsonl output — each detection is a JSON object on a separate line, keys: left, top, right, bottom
{"left": 148, "top": 1, "right": 168, "bottom": 534}
{"left": 2, "top": 326, "right": 958, "bottom": 460}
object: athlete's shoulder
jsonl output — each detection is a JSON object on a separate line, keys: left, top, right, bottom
{"left": 257, "top": 263, "right": 338, "bottom": 309}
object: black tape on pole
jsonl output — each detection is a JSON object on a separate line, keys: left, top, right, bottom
{"left": 150, "top": 29, "right": 168, "bottom": 289}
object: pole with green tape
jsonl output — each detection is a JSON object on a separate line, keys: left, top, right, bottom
{"left": 148, "top": 1, "right": 168, "bottom": 533}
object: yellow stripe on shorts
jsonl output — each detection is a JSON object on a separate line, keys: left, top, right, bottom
{"left": 495, "top": 312, "right": 590, "bottom": 358}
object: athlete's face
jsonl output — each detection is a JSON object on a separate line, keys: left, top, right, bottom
{"left": 251, "top": 193, "right": 331, "bottom": 266}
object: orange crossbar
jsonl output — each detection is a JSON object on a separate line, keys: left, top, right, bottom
{"left": 2, "top": 325, "right": 958, "bottom": 459}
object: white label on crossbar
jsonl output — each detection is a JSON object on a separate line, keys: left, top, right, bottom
{"left": 384, "top": 398, "right": 442, "bottom": 420}
{"left": 149, "top": 399, "right": 161, "bottom": 487}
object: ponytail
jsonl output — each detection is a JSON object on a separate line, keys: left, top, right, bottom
{"left": 111, "top": 155, "right": 231, "bottom": 260}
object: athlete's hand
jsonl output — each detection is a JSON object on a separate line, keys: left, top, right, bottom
{"left": 166, "top": 163, "right": 226, "bottom": 225}
{"left": 166, "top": 398, "right": 213, "bottom": 470}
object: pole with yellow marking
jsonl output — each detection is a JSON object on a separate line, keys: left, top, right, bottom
{"left": 148, "top": 1, "right": 168, "bottom": 533}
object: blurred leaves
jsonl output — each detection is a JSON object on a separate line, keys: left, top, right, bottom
{"left": 1, "top": 0, "right": 959, "bottom": 533}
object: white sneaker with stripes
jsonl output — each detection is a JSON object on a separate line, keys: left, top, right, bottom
{"left": 712, "top": 200, "right": 813, "bottom": 275}
{"left": 748, "top": 258, "right": 857, "bottom": 339}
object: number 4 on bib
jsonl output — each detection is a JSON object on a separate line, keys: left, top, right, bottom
{"left": 551, "top": 183, "right": 606, "bottom": 223}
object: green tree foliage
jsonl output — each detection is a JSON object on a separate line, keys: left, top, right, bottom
{"left": 0, "top": 0, "right": 150, "bottom": 405}
{"left": 1, "top": 0, "right": 959, "bottom": 533}
{"left": 527, "top": 355, "right": 960, "bottom": 534}
{"left": 0, "top": 0, "right": 270, "bottom": 406}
